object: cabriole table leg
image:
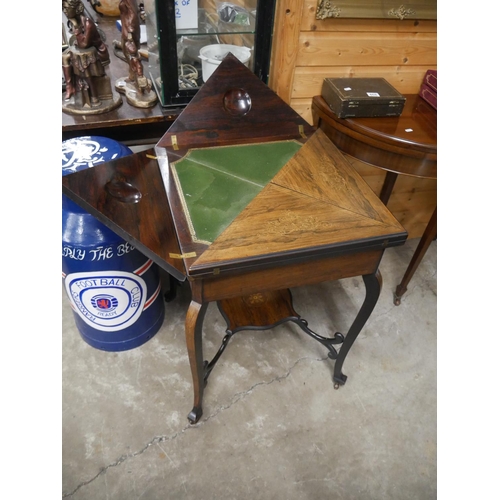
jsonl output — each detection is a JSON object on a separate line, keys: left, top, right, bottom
{"left": 333, "top": 271, "right": 382, "bottom": 387}
{"left": 185, "top": 300, "right": 209, "bottom": 424}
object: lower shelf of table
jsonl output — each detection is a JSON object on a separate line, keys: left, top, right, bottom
{"left": 203, "top": 289, "right": 345, "bottom": 385}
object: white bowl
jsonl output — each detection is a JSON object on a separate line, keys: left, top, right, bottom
{"left": 199, "top": 44, "right": 252, "bottom": 82}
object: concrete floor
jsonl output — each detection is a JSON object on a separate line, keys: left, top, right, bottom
{"left": 62, "top": 237, "right": 437, "bottom": 500}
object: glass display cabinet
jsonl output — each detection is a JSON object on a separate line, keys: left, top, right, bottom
{"left": 142, "top": 0, "right": 276, "bottom": 108}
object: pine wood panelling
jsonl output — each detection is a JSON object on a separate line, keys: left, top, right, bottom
{"left": 305, "top": 18, "right": 438, "bottom": 33}
{"left": 269, "top": 0, "right": 437, "bottom": 124}
{"left": 289, "top": 98, "right": 313, "bottom": 122}
{"left": 269, "top": 0, "right": 303, "bottom": 103}
{"left": 295, "top": 32, "right": 437, "bottom": 67}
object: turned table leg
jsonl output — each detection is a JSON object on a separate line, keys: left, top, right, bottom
{"left": 333, "top": 270, "right": 382, "bottom": 387}
{"left": 378, "top": 172, "right": 437, "bottom": 307}
{"left": 379, "top": 171, "right": 398, "bottom": 205}
{"left": 394, "top": 207, "right": 437, "bottom": 305}
{"left": 185, "top": 300, "right": 208, "bottom": 424}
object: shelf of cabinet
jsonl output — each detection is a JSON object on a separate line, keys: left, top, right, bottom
{"left": 176, "top": 8, "right": 256, "bottom": 36}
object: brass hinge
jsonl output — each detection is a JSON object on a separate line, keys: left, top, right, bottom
{"left": 171, "top": 135, "right": 179, "bottom": 150}
{"left": 169, "top": 252, "right": 197, "bottom": 259}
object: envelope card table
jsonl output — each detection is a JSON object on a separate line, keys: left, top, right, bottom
{"left": 63, "top": 55, "right": 407, "bottom": 424}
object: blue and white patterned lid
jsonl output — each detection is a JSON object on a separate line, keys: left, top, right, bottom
{"left": 62, "top": 136, "right": 132, "bottom": 176}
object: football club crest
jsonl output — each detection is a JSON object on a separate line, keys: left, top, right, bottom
{"left": 65, "top": 270, "right": 147, "bottom": 331}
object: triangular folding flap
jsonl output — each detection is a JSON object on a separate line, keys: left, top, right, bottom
{"left": 61, "top": 150, "right": 186, "bottom": 281}
{"left": 156, "top": 53, "right": 315, "bottom": 151}
{"left": 271, "top": 129, "right": 404, "bottom": 227}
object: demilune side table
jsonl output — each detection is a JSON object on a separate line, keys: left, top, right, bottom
{"left": 63, "top": 55, "right": 407, "bottom": 424}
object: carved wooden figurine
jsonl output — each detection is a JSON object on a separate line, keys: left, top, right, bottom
{"left": 114, "top": 0, "right": 157, "bottom": 108}
{"left": 62, "top": 0, "right": 122, "bottom": 115}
